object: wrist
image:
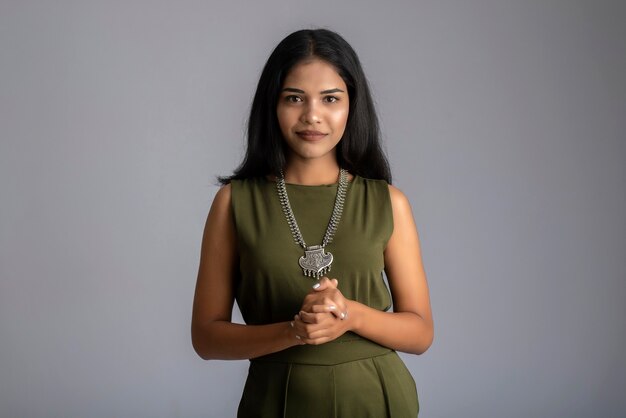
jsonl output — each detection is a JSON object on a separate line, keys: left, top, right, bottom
{"left": 283, "top": 320, "right": 303, "bottom": 347}
{"left": 345, "top": 300, "right": 362, "bottom": 333}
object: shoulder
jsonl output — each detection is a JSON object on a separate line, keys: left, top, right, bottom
{"left": 200, "top": 184, "right": 236, "bottom": 245}
{"left": 387, "top": 184, "right": 409, "bottom": 205}
{"left": 225, "top": 177, "right": 269, "bottom": 205}
{"left": 214, "top": 183, "right": 232, "bottom": 204}
{"left": 208, "top": 184, "right": 233, "bottom": 220}
{"left": 387, "top": 184, "right": 414, "bottom": 219}
{"left": 349, "top": 176, "right": 392, "bottom": 208}
{"left": 354, "top": 176, "right": 411, "bottom": 210}
{"left": 354, "top": 175, "right": 390, "bottom": 193}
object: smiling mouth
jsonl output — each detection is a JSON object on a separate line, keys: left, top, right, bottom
{"left": 296, "top": 130, "right": 327, "bottom": 140}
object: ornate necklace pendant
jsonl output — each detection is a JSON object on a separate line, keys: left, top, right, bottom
{"left": 298, "top": 245, "right": 333, "bottom": 279}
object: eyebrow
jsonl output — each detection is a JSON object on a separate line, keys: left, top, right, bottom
{"left": 282, "top": 87, "right": 345, "bottom": 94}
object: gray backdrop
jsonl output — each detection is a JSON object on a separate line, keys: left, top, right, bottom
{"left": 1, "top": 1, "right": 624, "bottom": 417}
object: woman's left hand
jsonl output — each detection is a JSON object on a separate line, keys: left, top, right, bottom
{"left": 292, "top": 277, "right": 352, "bottom": 345}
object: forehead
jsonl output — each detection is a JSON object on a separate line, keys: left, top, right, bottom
{"left": 282, "top": 59, "right": 346, "bottom": 89}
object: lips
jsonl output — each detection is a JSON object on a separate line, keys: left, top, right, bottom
{"left": 296, "top": 130, "right": 327, "bottom": 140}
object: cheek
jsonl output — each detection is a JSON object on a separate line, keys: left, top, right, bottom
{"left": 276, "top": 107, "right": 292, "bottom": 131}
{"left": 331, "top": 107, "right": 349, "bottom": 131}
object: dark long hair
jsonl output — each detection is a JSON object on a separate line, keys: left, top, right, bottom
{"left": 219, "top": 29, "right": 392, "bottom": 184}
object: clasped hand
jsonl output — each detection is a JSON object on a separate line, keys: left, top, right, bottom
{"left": 291, "top": 277, "right": 351, "bottom": 345}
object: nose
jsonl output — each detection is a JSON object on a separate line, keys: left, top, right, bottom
{"left": 301, "top": 100, "right": 321, "bottom": 124}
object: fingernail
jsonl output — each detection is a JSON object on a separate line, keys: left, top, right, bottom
{"left": 290, "top": 321, "right": 294, "bottom": 328}
{"left": 328, "top": 305, "right": 336, "bottom": 310}
{"left": 312, "top": 283, "right": 321, "bottom": 289}
{"left": 295, "top": 335, "right": 301, "bottom": 340}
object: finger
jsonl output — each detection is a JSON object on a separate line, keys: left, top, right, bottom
{"left": 299, "top": 336, "right": 330, "bottom": 345}
{"left": 300, "top": 309, "right": 332, "bottom": 324}
{"left": 312, "top": 277, "right": 332, "bottom": 291}
{"left": 301, "top": 323, "right": 345, "bottom": 343}
{"left": 312, "top": 276, "right": 339, "bottom": 291}
{"left": 302, "top": 293, "right": 344, "bottom": 318}
{"left": 298, "top": 315, "right": 339, "bottom": 335}
{"left": 294, "top": 313, "right": 329, "bottom": 329}
{"left": 318, "top": 295, "right": 346, "bottom": 319}
{"left": 298, "top": 324, "right": 331, "bottom": 342}
{"left": 307, "top": 304, "right": 337, "bottom": 314}
{"left": 297, "top": 311, "right": 315, "bottom": 323}
{"left": 300, "top": 297, "right": 331, "bottom": 313}
{"left": 298, "top": 311, "right": 329, "bottom": 324}
{"left": 303, "top": 334, "right": 336, "bottom": 345}
{"left": 327, "top": 303, "right": 347, "bottom": 319}
{"left": 302, "top": 292, "right": 337, "bottom": 308}
{"left": 339, "top": 310, "right": 348, "bottom": 320}
{"left": 316, "top": 277, "right": 338, "bottom": 288}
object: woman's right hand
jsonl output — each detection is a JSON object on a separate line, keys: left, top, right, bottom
{"left": 191, "top": 185, "right": 306, "bottom": 359}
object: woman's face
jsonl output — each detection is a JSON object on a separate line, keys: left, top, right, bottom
{"left": 276, "top": 59, "right": 349, "bottom": 164}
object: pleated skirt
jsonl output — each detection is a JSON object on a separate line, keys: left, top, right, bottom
{"left": 237, "top": 335, "right": 419, "bottom": 418}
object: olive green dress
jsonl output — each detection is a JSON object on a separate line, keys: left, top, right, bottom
{"left": 230, "top": 175, "right": 419, "bottom": 418}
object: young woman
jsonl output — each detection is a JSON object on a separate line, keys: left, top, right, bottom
{"left": 192, "top": 29, "right": 434, "bottom": 417}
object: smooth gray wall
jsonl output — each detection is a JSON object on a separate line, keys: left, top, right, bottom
{"left": 1, "top": 1, "right": 624, "bottom": 417}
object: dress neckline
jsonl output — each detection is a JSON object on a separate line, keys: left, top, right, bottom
{"left": 263, "top": 174, "right": 358, "bottom": 188}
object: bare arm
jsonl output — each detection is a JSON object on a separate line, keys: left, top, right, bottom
{"left": 191, "top": 184, "right": 303, "bottom": 360}
{"left": 294, "top": 185, "right": 434, "bottom": 354}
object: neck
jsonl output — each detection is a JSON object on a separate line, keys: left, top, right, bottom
{"left": 283, "top": 158, "right": 341, "bottom": 186}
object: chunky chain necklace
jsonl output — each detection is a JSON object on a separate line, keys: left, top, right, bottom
{"left": 276, "top": 168, "right": 349, "bottom": 279}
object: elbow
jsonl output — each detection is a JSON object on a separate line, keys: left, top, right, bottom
{"left": 406, "top": 334, "right": 433, "bottom": 355}
{"left": 407, "top": 319, "right": 434, "bottom": 355}
{"left": 191, "top": 328, "right": 216, "bottom": 360}
{"left": 191, "top": 320, "right": 238, "bottom": 360}
{"left": 195, "top": 351, "right": 211, "bottom": 361}
{"left": 415, "top": 332, "right": 434, "bottom": 355}
{"left": 191, "top": 337, "right": 210, "bottom": 360}
{"left": 193, "top": 345, "right": 212, "bottom": 361}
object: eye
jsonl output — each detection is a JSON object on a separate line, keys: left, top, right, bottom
{"left": 285, "top": 95, "right": 303, "bottom": 103}
{"left": 323, "top": 96, "right": 339, "bottom": 103}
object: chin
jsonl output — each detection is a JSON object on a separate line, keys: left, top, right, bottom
{"left": 293, "top": 145, "right": 338, "bottom": 160}
{"left": 287, "top": 141, "right": 341, "bottom": 161}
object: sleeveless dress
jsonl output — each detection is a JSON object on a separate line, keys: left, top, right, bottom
{"left": 230, "top": 175, "right": 419, "bottom": 418}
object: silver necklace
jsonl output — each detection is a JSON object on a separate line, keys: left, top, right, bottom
{"left": 276, "top": 168, "right": 349, "bottom": 279}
